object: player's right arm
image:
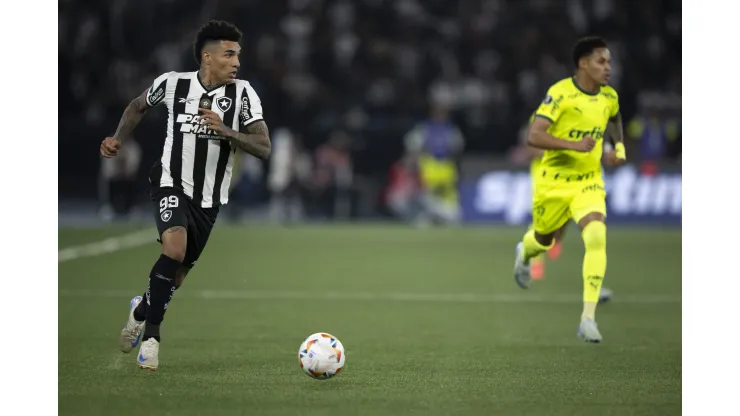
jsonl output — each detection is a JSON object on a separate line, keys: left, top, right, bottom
{"left": 101, "top": 72, "right": 170, "bottom": 158}
{"left": 528, "top": 87, "right": 595, "bottom": 153}
{"left": 520, "top": 114, "right": 544, "bottom": 160}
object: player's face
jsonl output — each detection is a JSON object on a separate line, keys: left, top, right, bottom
{"left": 205, "top": 41, "right": 241, "bottom": 83}
{"left": 586, "top": 48, "right": 612, "bottom": 86}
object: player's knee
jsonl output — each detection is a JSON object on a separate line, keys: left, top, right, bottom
{"left": 162, "top": 245, "right": 186, "bottom": 263}
{"left": 534, "top": 231, "right": 555, "bottom": 247}
{"left": 582, "top": 221, "right": 606, "bottom": 251}
{"left": 160, "top": 226, "right": 187, "bottom": 262}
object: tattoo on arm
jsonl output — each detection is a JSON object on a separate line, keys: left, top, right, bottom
{"left": 227, "top": 120, "right": 272, "bottom": 159}
{"left": 113, "top": 91, "right": 150, "bottom": 144}
{"left": 607, "top": 112, "right": 624, "bottom": 144}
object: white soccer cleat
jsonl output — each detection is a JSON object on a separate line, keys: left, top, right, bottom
{"left": 513, "top": 242, "right": 532, "bottom": 289}
{"left": 137, "top": 338, "right": 160, "bottom": 371}
{"left": 119, "top": 296, "right": 145, "bottom": 353}
{"left": 577, "top": 318, "right": 603, "bottom": 343}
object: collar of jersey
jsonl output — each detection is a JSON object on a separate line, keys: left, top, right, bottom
{"left": 194, "top": 71, "right": 226, "bottom": 95}
{"left": 571, "top": 77, "right": 600, "bottom": 96}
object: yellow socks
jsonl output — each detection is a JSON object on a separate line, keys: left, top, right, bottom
{"left": 521, "top": 229, "right": 553, "bottom": 263}
{"left": 582, "top": 302, "right": 597, "bottom": 321}
{"left": 581, "top": 221, "right": 607, "bottom": 320}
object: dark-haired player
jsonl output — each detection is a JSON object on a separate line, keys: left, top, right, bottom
{"left": 512, "top": 36, "right": 626, "bottom": 343}
{"left": 100, "top": 20, "right": 271, "bottom": 370}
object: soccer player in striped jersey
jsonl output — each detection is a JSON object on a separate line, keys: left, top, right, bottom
{"left": 100, "top": 20, "right": 271, "bottom": 370}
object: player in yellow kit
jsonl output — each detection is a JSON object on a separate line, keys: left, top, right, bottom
{"left": 513, "top": 37, "right": 626, "bottom": 343}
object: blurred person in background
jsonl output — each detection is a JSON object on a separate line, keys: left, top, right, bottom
{"left": 98, "top": 138, "right": 142, "bottom": 221}
{"left": 512, "top": 113, "right": 568, "bottom": 280}
{"left": 403, "top": 105, "right": 465, "bottom": 226}
{"left": 384, "top": 154, "right": 424, "bottom": 223}
{"left": 312, "top": 130, "right": 353, "bottom": 220}
{"left": 60, "top": 1, "right": 681, "bottom": 215}
{"left": 268, "top": 127, "right": 312, "bottom": 223}
{"left": 627, "top": 98, "right": 681, "bottom": 173}
{"left": 226, "top": 151, "right": 267, "bottom": 221}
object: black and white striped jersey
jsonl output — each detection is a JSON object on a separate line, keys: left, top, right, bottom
{"left": 145, "top": 71, "right": 264, "bottom": 208}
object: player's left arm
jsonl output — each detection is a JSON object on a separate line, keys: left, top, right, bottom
{"left": 199, "top": 82, "right": 272, "bottom": 159}
{"left": 231, "top": 82, "right": 271, "bottom": 159}
{"left": 229, "top": 120, "right": 272, "bottom": 160}
{"left": 198, "top": 112, "right": 272, "bottom": 160}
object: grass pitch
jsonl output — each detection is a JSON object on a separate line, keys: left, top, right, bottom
{"left": 59, "top": 224, "right": 681, "bottom": 415}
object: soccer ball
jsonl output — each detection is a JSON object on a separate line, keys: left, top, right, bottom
{"left": 298, "top": 332, "right": 346, "bottom": 380}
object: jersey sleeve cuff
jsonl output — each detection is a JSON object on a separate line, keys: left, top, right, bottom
{"left": 241, "top": 116, "right": 264, "bottom": 129}
{"left": 534, "top": 114, "right": 554, "bottom": 123}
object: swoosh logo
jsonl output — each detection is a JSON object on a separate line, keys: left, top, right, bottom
{"left": 132, "top": 332, "right": 142, "bottom": 347}
{"left": 139, "top": 351, "right": 148, "bottom": 362}
{"left": 156, "top": 274, "right": 173, "bottom": 282}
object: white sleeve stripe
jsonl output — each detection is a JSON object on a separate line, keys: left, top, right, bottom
{"left": 241, "top": 117, "right": 264, "bottom": 128}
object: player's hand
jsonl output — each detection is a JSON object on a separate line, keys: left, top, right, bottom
{"left": 603, "top": 150, "right": 626, "bottom": 167}
{"left": 100, "top": 137, "right": 121, "bottom": 158}
{"left": 199, "top": 108, "right": 236, "bottom": 138}
{"left": 571, "top": 135, "right": 596, "bottom": 152}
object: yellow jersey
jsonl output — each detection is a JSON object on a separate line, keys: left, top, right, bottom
{"left": 534, "top": 77, "right": 620, "bottom": 176}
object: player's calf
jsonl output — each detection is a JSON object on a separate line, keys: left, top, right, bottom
{"left": 141, "top": 226, "right": 186, "bottom": 344}
{"left": 175, "top": 267, "right": 190, "bottom": 290}
{"left": 578, "top": 214, "right": 607, "bottom": 323}
{"left": 133, "top": 266, "right": 189, "bottom": 321}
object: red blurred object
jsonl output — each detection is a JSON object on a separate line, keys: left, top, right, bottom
{"left": 640, "top": 161, "right": 659, "bottom": 176}
{"left": 547, "top": 241, "right": 563, "bottom": 260}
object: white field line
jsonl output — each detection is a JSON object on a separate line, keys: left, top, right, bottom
{"left": 58, "top": 229, "right": 155, "bottom": 263}
{"left": 58, "top": 288, "right": 680, "bottom": 304}
{"left": 58, "top": 231, "right": 680, "bottom": 304}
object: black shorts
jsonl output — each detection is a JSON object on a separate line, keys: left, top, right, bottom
{"left": 151, "top": 187, "right": 219, "bottom": 269}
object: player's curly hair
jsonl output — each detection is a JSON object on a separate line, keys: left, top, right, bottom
{"left": 193, "top": 20, "right": 243, "bottom": 65}
{"left": 572, "top": 36, "right": 608, "bottom": 68}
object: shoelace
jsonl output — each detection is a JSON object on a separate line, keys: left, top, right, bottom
{"left": 125, "top": 319, "right": 143, "bottom": 340}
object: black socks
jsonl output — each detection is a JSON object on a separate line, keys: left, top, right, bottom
{"left": 133, "top": 291, "right": 147, "bottom": 322}
{"left": 141, "top": 254, "right": 181, "bottom": 342}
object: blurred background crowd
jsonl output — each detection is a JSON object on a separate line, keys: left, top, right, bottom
{"left": 58, "top": 0, "right": 681, "bottom": 224}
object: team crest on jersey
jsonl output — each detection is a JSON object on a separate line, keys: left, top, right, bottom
{"left": 200, "top": 98, "right": 212, "bottom": 109}
{"left": 216, "top": 97, "right": 233, "bottom": 112}
{"left": 161, "top": 210, "right": 172, "bottom": 222}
